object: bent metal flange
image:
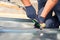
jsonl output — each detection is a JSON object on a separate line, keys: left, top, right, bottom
{"left": 0, "top": 28, "right": 58, "bottom": 33}
{"left": 0, "top": 29, "right": 40, "bottom": 33}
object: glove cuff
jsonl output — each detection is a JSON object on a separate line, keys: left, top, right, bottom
{"left": 38, "top": 16, "right": 45, "bottom": 23}
{"left": 25, "top": 5, "right": 33, "bottom": 9}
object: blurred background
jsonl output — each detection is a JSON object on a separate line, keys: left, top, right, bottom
{"left": 0, "top": 0, "right": 38, "bottom": 19}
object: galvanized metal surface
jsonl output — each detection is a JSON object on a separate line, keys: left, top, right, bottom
{"left": 0, "top": 28, "right": 60, "bottom": 40}
{"left": 0, "top": 17, "right": 60, "bottom": 40}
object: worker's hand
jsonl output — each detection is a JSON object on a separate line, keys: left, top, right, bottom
{"left": 37, "top": 16, "right": 46, "bottom": 29}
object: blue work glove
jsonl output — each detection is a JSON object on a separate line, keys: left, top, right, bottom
{"left": 37, "top": 7, "right": 46, "bottom": 29}
{"left": 38, "top": 16, "right": 46, "bottom": 29}
{"left": 25, "top": 5, "right": 36, "bottom": 19}
{"left": 38, "top": 16, "right": 45, "bottom": 23}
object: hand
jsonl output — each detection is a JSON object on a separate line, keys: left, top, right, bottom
{"left": 37, "top": 16, "right": 46, "bottom": 29}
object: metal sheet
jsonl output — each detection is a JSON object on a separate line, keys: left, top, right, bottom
{"left": 0, "top": 28, "right": 59, "bottom": 40}
{"left": 0, "top": 17, "right": 59, "bottom": 40}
